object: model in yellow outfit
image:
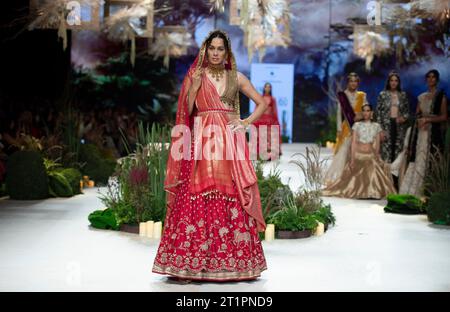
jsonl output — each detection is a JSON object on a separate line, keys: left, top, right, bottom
{"left": 325, "top": 73, "right": 367, "bottom": 185}
{"left": 334, "top": 91, "right": 366, "bottom": 153}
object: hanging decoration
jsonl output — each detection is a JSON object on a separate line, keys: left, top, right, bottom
{"left": 103, "top": 0, "right": 156, "bottom": 67}
{"left": 385, "top": 1, "right": 450, "bottom": 26}
{"left": 231, "top": 0, "right": 291, "bottom": 62}
{"left": 209, "top": 0, "right": 226, "bottom": 13}
{"left": 417, "top": 0, "right": 450, "bottom": 25}
{"left": 229, "top": 0, "right": 240, "bottom": 25}
{"left": 351, "top": 25, "right": 390, "bottom": 71}
{"left": 28, "top": 0, "right": 101, "bottom": 50}
{"left": 149, "top": 26, "right": 194, "bottom": 69}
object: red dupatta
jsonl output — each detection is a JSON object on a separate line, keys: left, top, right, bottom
{"left": 164, "top": 30, "right": 266, "bottom": 232}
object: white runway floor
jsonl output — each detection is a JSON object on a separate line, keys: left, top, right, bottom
{"left": 0, "top": 144, "right": 449, "bottom": 291}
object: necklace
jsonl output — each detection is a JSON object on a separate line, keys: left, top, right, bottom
{"left": 207, "top": 63, "right": 225, "bottom": 82}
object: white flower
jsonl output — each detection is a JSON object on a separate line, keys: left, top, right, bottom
{"left": 185, "top": 224, "right": 196, "bottom": 235}
{"left": 230, "top": 208, "right": 239, "bottom": 220}
{"left": 219, "top": 227, "right": 229, "bottom": 237}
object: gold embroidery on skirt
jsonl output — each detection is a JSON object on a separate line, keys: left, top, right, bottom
{"left": 190, "top": 189, "right": 237, "bottom": 202}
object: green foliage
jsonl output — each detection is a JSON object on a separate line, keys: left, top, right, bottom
{"left": 0, "top": 183, "right": 7, "bottom": 197}
{"left": 384, "top": 194, "right": 425, "bottom": 214}
{"left": 423, "top": 147, "right": 450, "bottom": 196}
{"left": 79, "top": 144, "right": 116, "bottom": 186}
{"left": 72, "top": 54, "right": 178, "bottom": 124}
{"left": 256, "top": 163, "right": 293, "bottom": 221}
{"left": 48, "top": 173, "right": 72, "bottom": 197}
{"left": 59, "top": 168, "right": 82, "bottom": 195}
{"left": 6, "top": 151, "right": 49, "bottom": 200}
{"left": 256, "top": 155, "right": 336, "bottom": 235}
{"left": 44, "top": 159, "right": 82, "bottom": 198}
{"left": 44, "top": 158, "right": 72, "bottom": 197}
{"left": 98, "top": 178, "right": 136, "bottom": 225}
{"left": 88, "top": 208, "right": 119, "bottom": 230}
{"left": 427, "top": 192, "right": 450, "bottom": 225}
{"left": 135, "top": 122, "right": 170, "bottom": 222}
{"left": 268, "top": 194, "right": 318, "bottom": 231}
{"left": 294, "top": 189, "right": 322, "bottom": 214}
{"left": 98, "top": 122, "right": 170, "bottom": 225}
{"left": 317, "top": 109, "right": 337, "bottom": 147}
{"left": 313, "top": 203, "right": 336, "bottom": 226}
{"left": 281, "top": 135, "right": 290, "bottom": 143}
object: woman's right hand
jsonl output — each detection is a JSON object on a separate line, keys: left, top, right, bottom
{"left": 191, "top": 67, "right": 203, "bottom": 92}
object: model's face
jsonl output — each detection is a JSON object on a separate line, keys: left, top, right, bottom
{"left": 207, "top": 37, "right": 227, "bottom": 65}
{"left": 348, "top": 78, "right": 359, "bottom": 91}
{"left": 389, "top": 76, "right": 399, "bottom": 90}
{"left": 426, "top": 73, "right": 438, "bottom": 88}
{"left": 362, "top": 107, "right": 372, "bottom": 120}
{"left": 264, "top": 84, "right": 271, "bottom": 94}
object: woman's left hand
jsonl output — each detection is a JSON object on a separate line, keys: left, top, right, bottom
{"left": 227, "top": 119, "right": 246, "bottom": 132}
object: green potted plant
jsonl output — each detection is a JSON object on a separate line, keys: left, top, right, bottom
{"left": 96, "top": 122, "right": 170, "bottom": 233}
{"left": 268, "top": 194, "right": 318, "bottom": 239}
{"left": 424, "top": 134, "right": 450, "bottom": 225}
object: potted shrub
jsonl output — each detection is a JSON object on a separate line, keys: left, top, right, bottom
{"left": 6, "top": 150, "right": 49, "bottom": 200}
{"left": 268, "top": 194, "right": 318, "bottom": 239}
{"left": 256, "top": 146, "right": 336, "bottom": 239}
{"left": 96, "top": 122, "right": 170, "bottom": 233}
{"left": 423, "top": 134, "right": 450, "bottom": 225}
{"left": 313, "top": 203, "right": 336, "bottom": 231}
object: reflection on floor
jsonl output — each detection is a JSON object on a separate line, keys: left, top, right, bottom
{"left": 0, "top": 144, "right": 449, "bottom": 291}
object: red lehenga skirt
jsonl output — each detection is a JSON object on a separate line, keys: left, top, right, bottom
{"left": 152, "top": 148, "right": 267, "bottom": 282}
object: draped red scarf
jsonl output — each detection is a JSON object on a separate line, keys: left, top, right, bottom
{"left": 164, "top": 31, "right": 266, "bottom": 232}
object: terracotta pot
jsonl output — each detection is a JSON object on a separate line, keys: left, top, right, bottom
{"left": 120, "top": 224, "right": 139, "bottom": 234}
{"left": 276, "top": 230, "right": 312, "bottom": 239}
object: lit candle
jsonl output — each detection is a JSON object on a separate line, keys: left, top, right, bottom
{"left": 315, "top": 222, "right": 325, "bottom": 236}
{"left": 139, "top": 222, "right": 147, "bottom": 237}
{"left": 88, "top": 180, "right": 95, "bottom": 188}
{"left": 146, "top": 221, "right": 154, "bottom": 238}
{"left": 265, "top": 224, "right": 275, "bottom": 242}
{"left": 153, "top": 221, "right": 162, "bottom": 239}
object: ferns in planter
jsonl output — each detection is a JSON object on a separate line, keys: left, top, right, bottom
{"left": 100, "top": 122, "right": 170, "bottom": 226}
{"left": 255, "top": 161, "right": 293, "bottom": 222}
{"left": 313, "top": 203, "right": 336, "bottom": 226}
{"left": 424, "top": 130, "right": 450, "bottom": 225}
{"left": 268, "top": 194, "right": 319, "bottom": 232}
{"left": 135, "top": 122, "right": 170, "bottom": 222}
{"left": 44, "top": 158, "right": 72, "bottom": 197}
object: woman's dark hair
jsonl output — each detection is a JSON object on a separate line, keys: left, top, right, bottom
{"left": 347, "top": 72, "right": 360, "bottom": 82}
{"left": 384, "top": 71, "right": 402, "bottom": 91}
{"left": 362, "top": 104, "right": 372, "bottom": 111}
{"left": 205, "top": 30, "right": 230, "bottom": 53}
{"left": 425, "top": 69, "right": 440, "bottom": 82}
{"left": 263, "top": 82, "right": 272, "bottom": 96}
